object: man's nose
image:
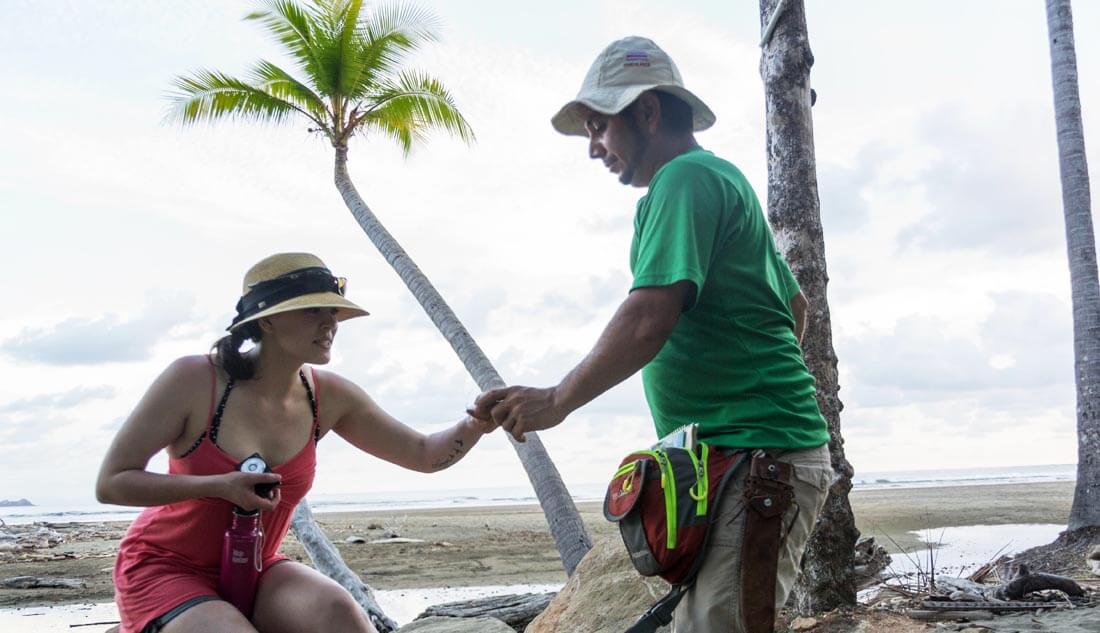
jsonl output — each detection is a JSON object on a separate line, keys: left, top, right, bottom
{"left": 588, "top": 137, "right": 605, "bottom": 160}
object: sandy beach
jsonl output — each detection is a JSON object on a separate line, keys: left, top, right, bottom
{"left": 0, "top": 481, "right": 1075, "bottom": 611}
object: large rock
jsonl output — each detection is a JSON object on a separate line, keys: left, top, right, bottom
{"left": 525, "top": 535, "right": 671, "bottom": 633}
{"left": 398, "top": 616, "right": 514, "bottom": 632}
{"left": 1088, "top": 544, "right": 1100, "bottom": 577}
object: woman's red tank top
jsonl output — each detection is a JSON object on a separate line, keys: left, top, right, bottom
{"left": 113, "top": 362, "right": 318, "bottom": 631}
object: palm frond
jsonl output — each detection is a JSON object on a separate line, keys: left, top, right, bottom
{"left": 334, "top": 0, "right": 374, "bottom": 99}
{"left": 367, "top": 109, "right": 427, "bottom": 155}
{"left": 166, "top": 69, "right": 310, "bottom": 127}
{"left": 341, "top": 1, "right": 442, "bottom": 99}
{"left": 249, "top": 60, "right": 331, "bottom": 127}
{"left": 245, "top": 0, "right": 336, "bottom": 96}
{"left": 354, "top": 69, "right": 474, "bottom": 153}
{"left": 366, "top": 1, "right": 441, "bottom": 49}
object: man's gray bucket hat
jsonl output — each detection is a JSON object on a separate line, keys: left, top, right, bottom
{"left": 551, "top": 36, "right": 716, "bottom": 137}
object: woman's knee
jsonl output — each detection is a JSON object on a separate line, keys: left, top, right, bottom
{"left": 318, "top": 588, "right": 375, "bottom": 632}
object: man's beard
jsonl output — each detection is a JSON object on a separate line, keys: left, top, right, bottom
{"left": 619, "top": 115, "right": 649, "bottom": 186}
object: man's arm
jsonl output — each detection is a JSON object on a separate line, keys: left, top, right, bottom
{"left": 791, "top": 290, "right": 808, "bottom": 345}
{"left": 471, "top": 281, "right": 692, "bottom": 441}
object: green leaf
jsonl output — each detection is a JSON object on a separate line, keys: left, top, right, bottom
{"left": 166, "top": 69, "right": 307, "bottom": 126}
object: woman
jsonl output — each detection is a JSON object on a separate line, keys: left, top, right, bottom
{"left": 96, "top": 253, "right": 495, "bottom": 633}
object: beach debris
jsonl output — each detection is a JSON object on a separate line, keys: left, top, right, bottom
{"left": 1087, "top": 544, "right": 1100, "bottom": 577}
{"left": 0, "top": 525, "right": 65, "bottom": 550}
{"left": 0, "top": 575, "right": 86, "bottom": 589}
{"left": 948, "top": 590, "right": 985, "bottom": 602}
{"left": 967, "top": 555, "right": 1011, "bottom": 584}
{"left": 994, "top": 564, "right": 1085, "bottom": 600}
{"left": 853, "top": 536, "right": 891, "bottom": 589}
{"left": 789, "top": 615, "right": 818, "bottom": 630}
{"left": 415, "top": 592, "right": 555, "bottom": 632}
{"left": 935, "top": 577, "right": 1002, "bottom": 601}
{"left": 345, "top": 535, "right": 368, "bottom": 544}
{"left": 369, "top": 537, "right": 426, "bottom": 545}
{"left": 398, "top": 615, "right": 514, "bottom": 632}
{"left": 381, "top": 528, "right": 400, "bottom": 539}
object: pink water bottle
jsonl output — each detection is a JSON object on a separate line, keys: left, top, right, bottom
{"left": 218, "top": 454, "right": 271, "bottom": 618}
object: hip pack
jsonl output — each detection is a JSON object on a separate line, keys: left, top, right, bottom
{"left": 603, "top": 443, "right": 745, "bottom": 584}
{"left": 604, "top": 442, "right": 749, "bottom": 632}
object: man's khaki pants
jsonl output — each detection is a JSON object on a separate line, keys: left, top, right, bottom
{"left": 672, "top": 443, "right": 832, "bottom": 632}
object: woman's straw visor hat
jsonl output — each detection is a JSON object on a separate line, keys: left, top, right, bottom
{"left": 550, "top": 36, "right": 716, "bottom": 137}
{"left": 228, "top": 253, "right": 368, "bottom": 332}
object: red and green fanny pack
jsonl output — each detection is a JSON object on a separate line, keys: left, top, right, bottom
{"left": 604, "top": 443, "right": 747, "bottom": 585}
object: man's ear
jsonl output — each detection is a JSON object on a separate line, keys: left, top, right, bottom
{"left": 637, "top": 91, "right": 662, "bottom": 135}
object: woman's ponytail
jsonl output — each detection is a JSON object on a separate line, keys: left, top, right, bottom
{"left": 211, "top": 322, "right": 260, "bottom": 380}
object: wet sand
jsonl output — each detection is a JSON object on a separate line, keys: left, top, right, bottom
{"left": 0, "top": 481, "right": 1075, "bottom": 609}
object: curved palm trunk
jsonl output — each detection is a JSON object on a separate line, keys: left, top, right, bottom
{"left": 290, "top": 500, "right": 398, "bottom": 632}
{"left": 759, "top": 0, "right": 858, "bottom": 612}
{"left": 1046, "top": 0, "right": 1100, "bottom": 531}
{"left": 330, "top": 144, "right": 593, "bottom": 572}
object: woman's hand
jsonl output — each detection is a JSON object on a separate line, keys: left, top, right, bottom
{"left": 464, "top": 412, "right": 499, "bottom": 435}
{"left": 215, "top": 471, "right": 283, "bottom": 512}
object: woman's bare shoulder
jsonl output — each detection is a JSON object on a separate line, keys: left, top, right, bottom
{"left": 155, "top": 355, "right": 216, "bottom": 390}
{"left": 309, "top": 366, "right": 360, "bottom": 394}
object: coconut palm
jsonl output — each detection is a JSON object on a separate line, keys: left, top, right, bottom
{"left": 1045, "top": 0, "right": 1100, "bottom": 532}
{"left": 167, "top": 0, "right": 593, "bottom": 618}
{"left": 758, "top": 0, "right": 858, "bottom": 611}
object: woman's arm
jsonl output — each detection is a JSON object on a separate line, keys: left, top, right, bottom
{"left": 95, "top": 356, "right": 281, "bottom": 512}
{"left": 326, "top": 372, "right": 494, "bottom": 473}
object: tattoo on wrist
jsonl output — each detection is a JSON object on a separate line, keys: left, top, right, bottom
{"left": 431, "top": 439, "right": 465, "bottom": 470}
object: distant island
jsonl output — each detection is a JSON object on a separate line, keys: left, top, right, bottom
{"left": 0, "top": 499, "right": 33, "bottom": 507}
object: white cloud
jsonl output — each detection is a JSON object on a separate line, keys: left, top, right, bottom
{"left": 0, "top": 385, "right": 116, "bottom": 414}
{"left": 0, "top": 292, "right": 199, "bottom": 365}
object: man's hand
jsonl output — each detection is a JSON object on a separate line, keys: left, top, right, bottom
{"left": 470, "top": 386, "right": 566, "bottom": 442}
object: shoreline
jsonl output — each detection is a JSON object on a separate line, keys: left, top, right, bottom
{"left": 0, "top": 481, "right": 1074, "bottom": 610}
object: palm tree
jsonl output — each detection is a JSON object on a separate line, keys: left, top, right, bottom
{"left": 758, "top": 0, "right": 858, "bottom": 611}
{"left": 1045, "top": 0, "right": 1100, "bottom": 532}
{"left": 167, "top": 0, "right": 593, "bottom": 614}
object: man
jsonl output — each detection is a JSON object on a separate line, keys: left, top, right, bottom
{"left": 472, "top": 36, "right": 832, "bottom": 632}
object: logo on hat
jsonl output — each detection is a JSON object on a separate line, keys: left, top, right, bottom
{"left": 624, "top": 51, "right": 650, "bottom": 67}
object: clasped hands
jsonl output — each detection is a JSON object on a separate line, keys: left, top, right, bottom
{"left": 467, "top": 385, "right": 568, "bottom": 442}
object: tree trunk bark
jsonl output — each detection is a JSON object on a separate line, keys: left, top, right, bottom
{"left": 758, "top": 0, "right": 858, "bottom": 612}
{"left": 290, "top": 500, "right": 399, "bottom": 632}
{"left": 1045, "top": 0, "right": 1100, "bottom": 532}
{"left": 330, "top": 145, "right": 593, "bottom": 572}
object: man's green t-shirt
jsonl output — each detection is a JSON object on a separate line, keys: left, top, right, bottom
{"left": 630, "top": 147, "right": 829, "bottom": 450}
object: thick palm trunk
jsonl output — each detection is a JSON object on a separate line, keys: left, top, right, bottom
{"left": 758, "top": 0, "right": 858, "bottom": 612}
{"left": 331, "top": 144, "right": 593, "bottom": 571}
{"left": 1046, "top": 0, "right": 1100, "bottom": 531}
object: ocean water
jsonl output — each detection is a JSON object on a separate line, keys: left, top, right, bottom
{"left": 0, "top": 463, "right": 1077, "bottom": 526}
{"left": 852, "top": 463, "right": 1076, "bottom": 491}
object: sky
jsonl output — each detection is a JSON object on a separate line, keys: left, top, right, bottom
{"left": 1, "top": 0, "right": 1097, "bottom": 506}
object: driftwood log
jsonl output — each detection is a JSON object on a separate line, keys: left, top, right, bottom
{"left": 290, "top": 500, "right": 398, "bottom": 632}
{"left": 0, "top": 575, "right": 85, "bottom": 589}
{"left": 994, "top": 564, "right": 1086, "bottom": 600}
{"left": 416, "top": 593, "right": 555, "bottom": 632}
{"left": 853, "top": 536, "right": 891, "bottom": 589}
